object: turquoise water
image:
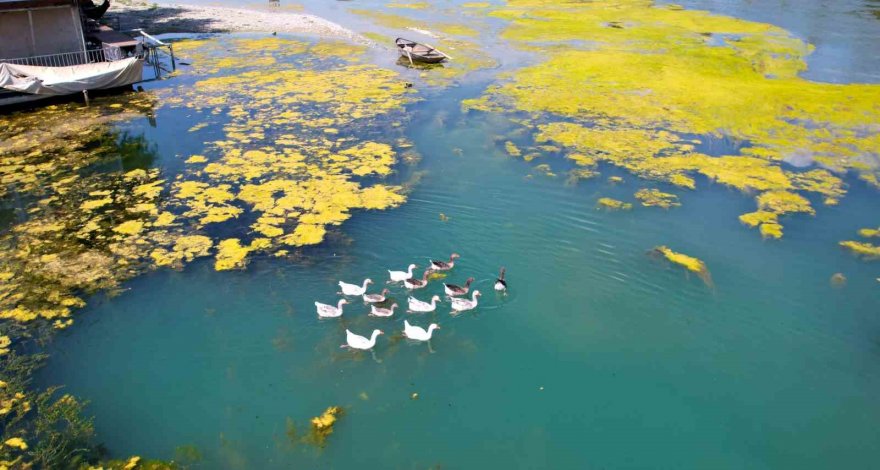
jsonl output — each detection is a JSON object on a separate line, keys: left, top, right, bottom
{"left": 28, "top": 1, "right": 880, "bottom": 468}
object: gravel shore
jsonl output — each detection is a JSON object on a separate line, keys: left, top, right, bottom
{"left": 106, "top": 1, "right": 367, "bottom": 43}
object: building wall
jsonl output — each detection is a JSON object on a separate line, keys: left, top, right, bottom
{"left": 0, "top": 11, "right": 33, "bottom": 58}
{"left": 0, "top": 5, "right": 84, "bottom": 59}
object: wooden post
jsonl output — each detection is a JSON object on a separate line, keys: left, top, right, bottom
{"left": 405, "top": 50, "right": 414, "bottom": 66}
{"left": 82, "top": 89, "right": 90, "bottom": 106}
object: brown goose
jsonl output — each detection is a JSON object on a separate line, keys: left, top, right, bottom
{"left": 404, "top": 269, "right": 433, "bottom": 289}
{"left": 444, "top": 277, "right": 474, "bottom": 296}
{"left": 363, "top": 288, "right": 390, "bottom": 303}
{"left": 430, "top": 253, "right": 460, "bottom": 271}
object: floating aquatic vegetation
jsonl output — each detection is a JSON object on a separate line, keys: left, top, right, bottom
{"left": 532, "top": 164, "right": 556, "bottom": 177}
{"left": 504, "top": 141, "right": 522, "bottom": 157}
{"left": 839, "top": 241, "right": 880, "bottom": 260}
{"left": 351, "top": 9, "right": 479, "bottom": 37}
{"left": 4, "top": 437, "right": 26, "bottom": 450}
{"left": 652, "top": 245, "right": 713, "bottom": 287}
{"left": 464, "top": 0, "right": 879, "bottom": 239}
{"left": 596, "top": 197, "right": 632, "bottom": 211}
{"left": 857, "top": 227, "right": 880, "bottom": 238}
{"left": 634, "top": 188, "right": 680, "bottom": 209}
{"left": 306, "top": 406, "right": 343, "bottom": 448}
{"left": 0, "top": 97, "right": 156, "bottom": 200}
{"left": 387, "top": 1, "right": 429, "bottom": 9}
{"left": 1, "top": 35, "right": 409, "bottom": 468}
{"left": 157, "top": 37, "right": 414, "bottom": 270}
{"left": 565, "top": 168, "right": 599, "bottom": 186}
{"left": 738, "top": 211, "right": 783, "bottom": 239}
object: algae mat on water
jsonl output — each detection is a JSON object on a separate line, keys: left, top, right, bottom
{"left": 463, "top": 0, "right": 879, "bottom": 243}
{"left": 0, "top": 36, "right": 414, "bottom": 327}
{"left": 0, "top": 36, "right": 416, "bottom": 466}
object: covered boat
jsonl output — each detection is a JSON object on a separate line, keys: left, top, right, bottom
{"left": 0, "top": 57, "right": 143, "bottom": 95}
{"left": 395, "top": 38, "right": 449, "bottom": 64}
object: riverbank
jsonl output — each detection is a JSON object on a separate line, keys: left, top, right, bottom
{"left": 106, "top": 1, "right": 367, "bottom": 43}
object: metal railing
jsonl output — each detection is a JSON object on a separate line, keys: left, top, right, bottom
{"left": 0, "top": 30, "right": 175, "bottom": 80}
{"left": 0, "top": 49, "right": 107, "bottom": 67}
{"left": 126, "top": 29, "right": 176, "bottom": 79}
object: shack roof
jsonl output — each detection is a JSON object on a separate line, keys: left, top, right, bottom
{"left": 0, "top": 0, "right": 76, "bottom": 11}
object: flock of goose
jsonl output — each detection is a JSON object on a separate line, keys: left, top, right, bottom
{"left": 313, "top": 253, "right": 508, "bottom": 351}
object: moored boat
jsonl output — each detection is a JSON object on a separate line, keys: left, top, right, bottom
{"left": 395, "top": 38, "right": 449, "bottom": 65}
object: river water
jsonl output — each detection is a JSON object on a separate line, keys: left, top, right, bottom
{"left": 30, "top": 0, "right": 880, "bottom": 468}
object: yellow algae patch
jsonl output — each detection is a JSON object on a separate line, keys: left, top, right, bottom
{"left": 504, "top": 141, "right": 522, "bottom": 157}
{"left": 122, "top": 456, "right": 141, "bottom": 470}
{"left": 214, "top": 238, "right": 251, "bottom": 271}
{"left": 351, "top": 9, "right": 478, "bottom": 37}
{"left": 739, "top": 211, "right": 783, "bottom": 239}
{"left": 634, "top": 188, "right": 680, "bottom": 209}
{"left": 186, "top": 155, "right": 208, "bottom": 164}
{"left": 653, "top": 245, "right": 713, "bottom": 287}
{"left": 336, "top": 142, "right": 397, "bottom": 176}
{"left": 4, "top": 438, "right": 27, "bottom": 450}
{"left": 597, "top": 197, "right": 632, "bottom": 211}
{"left": 81, "top": 197, "right": 113, "bottom": 210}
{"left": 307, "top": 406, "right": 343, "bottom": 447}
{"left": 113, "top": 220, "right": 145, "bottom": 236}
{"left": 387, "top": 1, "right": 429, "bottom": 9}
{"left": 173, "top": 37, "right": 310, "bottom": 75}
{"left": 280, "top": 224, "right": 326, "bottom": 247}
{"left": 857, "top": 227, "right": 880, "bottom": 238}
{"left": 465, "top": 0, "right": 880, "bottom": 239}
{"left": 756, "top": 190, "right": 814, "bottom": 216}
{"left": 839, "top": 241, "right": 880, "bottom": 260}
{"left": 0, "top": 336, "right": 9, "bottom": 355}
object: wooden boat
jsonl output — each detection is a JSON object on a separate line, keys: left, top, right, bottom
{"left": 395, "top": 38, "right": 449, "bottom": 65}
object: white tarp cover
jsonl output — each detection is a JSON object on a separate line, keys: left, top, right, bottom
{"left": 0, "top": 57, "right": 143, "bottom": 95}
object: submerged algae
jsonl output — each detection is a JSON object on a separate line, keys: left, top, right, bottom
{"left": 464, "top": 0, "right": 879, "bottom": 241}
{"left": 652, "top": 245, "right": 713, "bottom": 287}
{"left": 0, "top": 37, "right": 414, "bottom": 329}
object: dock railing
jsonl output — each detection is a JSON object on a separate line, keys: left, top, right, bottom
{"left": 126, "top": 29, "right": 176, "bottom": 79}
{"left": 0, "top": 30, "right": 175, "bottom": 80}
{"left": 0, "top": 49, "right": 107, "bottom": 67}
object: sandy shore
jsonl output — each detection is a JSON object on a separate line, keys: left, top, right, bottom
{"left": 106, "top": 1, "right": 367, "bottom": 43}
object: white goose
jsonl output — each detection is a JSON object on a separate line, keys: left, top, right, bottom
{"left": 408, "top": 295, "right": 441, "bottom": 313}
{"left": 315, "top": 299, "right": 347, "bottom": 318}
{"left": 403, "top": 269, "right": 433, "bottom": 290}
{"left": 370, "top": 303, "right": 398, "bottom": 317}
{"left": 388, "top": 264, "right": 418, "bottom": 283}
{"left": 403, "top": 320, "right": 440, "bottom": 341}
{"left": 363, "top": 288, "right": 390, "bottom": 303}
{"left": 339, "top": 278, "right": 372, "bottom": 296}
{"left": 450, "top": 290, "right": 481, "bottom": 312}
{"left": 342, "top": 329, "right": 383, "bottom": 350}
